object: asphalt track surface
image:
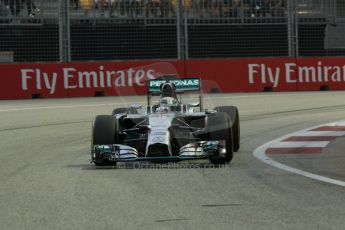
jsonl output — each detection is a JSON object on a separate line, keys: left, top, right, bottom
{"left": 0, "top": 92, "right": 345, "bottom": 230}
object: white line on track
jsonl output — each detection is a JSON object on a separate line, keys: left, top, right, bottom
{"left": 292, "top": 131, "right": 345, "bottom": 137}
{"left": 205, "top": 91, "right": 345, "bottom": 99}
{"left": 253, "top": 121, "right": 345, "bottom": 187}
{"left": 0, "top": 91, "right": 342, "bottom": 113}
{"left": 0, "top": 95, "right": 275, "bottom": 113}
{"left": 268, "top": 141, "right": 329, "bottom": 148}
{"left": 0, "top": 102, "right": 134, "bottom": 112}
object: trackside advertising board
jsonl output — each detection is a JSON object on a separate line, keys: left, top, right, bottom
{"left": 1, "top": 58, "right": 345, "bottom": 99}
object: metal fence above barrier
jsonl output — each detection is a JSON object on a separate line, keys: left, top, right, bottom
{"left": 0, "top": 0, "right": 344, "bottom": 62}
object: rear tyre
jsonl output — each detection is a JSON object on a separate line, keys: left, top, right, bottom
{"left": 92, "top": 115, "right": 119, "bottom": 166}
{"left": 111, "top": 107, "right": 138, "bottom": 116}
{"left": 206, "top": 112, "right": 233, "bottom": 164}
{"left": 214, "top": 106, "right": 240, "bottom": 152}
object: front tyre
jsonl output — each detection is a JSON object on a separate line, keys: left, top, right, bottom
{"left": 92, "top": 115, "right": 119, "bottom": 166}
{"left": 214, "top": 106, "right": 240, "bottom": 152}
{"left": 206, "top": 112, "right": 233, "bottom": 164}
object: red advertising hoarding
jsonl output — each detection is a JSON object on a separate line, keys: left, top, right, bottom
{"left": 1, "top": 57, "right": 345, "bottom": 99}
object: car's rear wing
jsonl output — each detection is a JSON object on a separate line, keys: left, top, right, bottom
{"left": 147, "top": 77, "right": 203, "bottom": 111}
{"left": 148, "top": 78, "right": 201, "bottom": 93}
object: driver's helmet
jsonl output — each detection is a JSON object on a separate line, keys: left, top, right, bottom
{"left": 156, "top": 97, "right": 179, "bottom": 112}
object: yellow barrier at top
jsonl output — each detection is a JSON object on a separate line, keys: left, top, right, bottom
{"left": 80, "top": 0, "right": 191, "bottom": 10}
{"left": 80, "top": 0, "right": 93, "bottom": 10}
{"left": 171, "top": 0, "right": 192, "bottom": 9}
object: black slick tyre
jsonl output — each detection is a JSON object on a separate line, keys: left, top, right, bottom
{"left": 206, "top": 112, "right": 233, "bottom": 164}
{"left": 92, "top": 115, "right": 118, "bottom": 166}
{"left": 214, "top": 106, "right": 240, "bottom": 152}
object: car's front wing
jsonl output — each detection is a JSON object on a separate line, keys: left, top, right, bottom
{"left": 92, "top": 141, "right": 225, "bottom": 163}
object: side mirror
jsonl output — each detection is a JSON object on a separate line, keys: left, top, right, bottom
{"left": 131, "top": 104, "right": 142, "bottom": 110}
{"left": 188, "top": 102, "right": 200, "bottom": 107}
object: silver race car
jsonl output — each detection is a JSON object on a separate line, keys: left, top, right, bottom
{"left": 91, "top": 77, "right": 240, "bottom": 166}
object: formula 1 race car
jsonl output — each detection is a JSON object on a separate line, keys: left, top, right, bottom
{"left": 91, "top": 77, "right": 240, "bottom": 166}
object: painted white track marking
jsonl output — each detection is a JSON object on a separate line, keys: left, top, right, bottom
{"left": 253, "top": 121, "right": 345, "bottom": 187}
{"left": 0, "top": 91, "right": 340, "bottom": 113}
{"left": 269, "top": 141, "right": 329, "bottom": 148}
{"left": 0, "top": 103, "right": 127, "bottom": 112}
{"left": 292, "top": 131, "right": 345, "bottom": 137}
